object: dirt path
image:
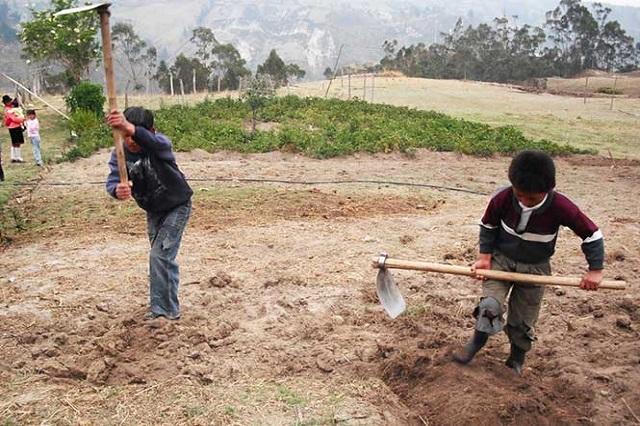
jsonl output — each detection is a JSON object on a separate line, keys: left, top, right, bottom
{"left": 1, "top": 150, "right": 638, "bottom": 425}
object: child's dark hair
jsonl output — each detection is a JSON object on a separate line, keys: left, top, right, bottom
{"left": 123, "top": 107, "right": 154, "bottom": 130}
{"left": 508, "top": 150, "right": 556, "bottom": 193}
{"left": 26, "top": 109, "right": 36, "bottom": 116}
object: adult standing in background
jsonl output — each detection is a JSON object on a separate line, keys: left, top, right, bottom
{"left": 3, "top": 94, "right": 25, "bottom": 163}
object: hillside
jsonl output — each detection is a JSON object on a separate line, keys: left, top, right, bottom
{"left": 7, "top": 0, "right": 640, "bottom": 78}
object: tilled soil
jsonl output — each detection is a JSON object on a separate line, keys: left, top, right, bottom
{"left": 0, "top": 150, "right": 638, "bottom": 425}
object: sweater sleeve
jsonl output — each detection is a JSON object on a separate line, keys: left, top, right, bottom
{"left": 478, "top": 191, "right": 503, "bottom": 254}
{"left": 559, "top": 196, "right": 604, "bottom": 270}
{"left": 105, "top": 150, "right": 120, "bottom": 198}
{"left": 132, "top": 127, "right": 175, "bottom": 161}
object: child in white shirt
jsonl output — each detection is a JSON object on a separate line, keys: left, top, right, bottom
{"left": 25, "top": 109, "right": 43, "bottom": 166}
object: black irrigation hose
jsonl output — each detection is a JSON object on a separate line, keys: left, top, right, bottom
{"left": 2, "top": 177, "right": 489, "bottom": 196}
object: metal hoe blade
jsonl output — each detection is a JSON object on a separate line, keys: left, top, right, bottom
{"left": 376, "top": 268, "right": 406, "bottom": 319}
{"left": 53, "top": 2, "right": 111, "bottom": 16}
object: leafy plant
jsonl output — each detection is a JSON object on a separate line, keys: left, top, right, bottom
{"left": 20, "top": 0, "right": 100, "bottom": 86}
{"left": 241, "top": 74, "right": 276, "bottom": 132}
{"left": 63, "top": 109, "right": 111, "bottom": 161}
{"left": 65, "top": 81, "right": 106, "bottom": 117}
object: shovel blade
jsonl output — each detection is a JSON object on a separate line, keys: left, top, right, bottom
{"left": 54, "top": 2, "right": 111, "bottom": 16}
{"left": 376, "top": 268, "right": 406, "bottom": 319}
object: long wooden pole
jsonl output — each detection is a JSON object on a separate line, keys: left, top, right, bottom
{"left": 373, "top": 257, "right": 626, "bottom": 290}
{"left": 98, "top": 6, "right": 127, "bottom": 183}
{"left": 0, "top": 72, "right": 70, "bottom": 120}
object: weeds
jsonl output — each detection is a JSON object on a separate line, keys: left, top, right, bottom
{"left": 276, "top": 385, "right": 306, "bottom": 406}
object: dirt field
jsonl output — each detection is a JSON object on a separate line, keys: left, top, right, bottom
{"left": 0, "top": 149, "right": 638, "bottom": 425}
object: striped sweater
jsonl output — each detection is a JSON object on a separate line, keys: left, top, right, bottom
{"left": 479, "top": 187, "right": 604, "bottom": 270}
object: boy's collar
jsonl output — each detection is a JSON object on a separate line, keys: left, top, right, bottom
{"left": 511, "top": 189, "right": 555, "bottom": 215}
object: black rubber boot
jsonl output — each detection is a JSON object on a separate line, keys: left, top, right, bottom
{"left": 453, "top": 331, "right": 489, "bottom": 364}
{"left": 505, "top": 344, "right": 526, "bottom": 375}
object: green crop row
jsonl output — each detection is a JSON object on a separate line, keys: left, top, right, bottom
{"left": 66, "top": 95, "right": 592, "bottom": 161}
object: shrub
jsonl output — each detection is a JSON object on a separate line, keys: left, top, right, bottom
{"left": 596, "top": 86, "right": 623, "bottom": 95}
{"left": 65, "top": 81, "right": 106, "bottom": 116}
{"left": 63, "top": 110, "right": 111, "bottom": 161}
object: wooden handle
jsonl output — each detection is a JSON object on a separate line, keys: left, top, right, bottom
{"left": 373, "top": 258, "right": 627, "bottom": 290}
{"left": 98, "top": 8, "right": 127, "bottom": 183}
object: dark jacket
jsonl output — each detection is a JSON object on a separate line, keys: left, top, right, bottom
{"left": 106, "top": 127, "right": 192, "bottom": 213}
{"left": 479, "top": 187, "right": 604, "bottom": 270}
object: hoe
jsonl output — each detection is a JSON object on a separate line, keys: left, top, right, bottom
{"left": 373, "top": 253, "right": 627, "bottom": 319}
{"left": 55, "top": 2, "right": 127, "bottom": 184}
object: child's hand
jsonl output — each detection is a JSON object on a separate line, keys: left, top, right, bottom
{"left": 115, "top": 181, "right": 132, "bottom": 200}
{"left": 471, "top": 253, "right": 492, "bottom": 280}
{"left": 580, "top": 269, "right": 602, "bottom": 291}
{"left": 107, "top": 110, "right": 135, "bottom": 137}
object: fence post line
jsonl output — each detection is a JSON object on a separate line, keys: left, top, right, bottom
{"left": 363, "top": 74, "right": 367, "bottom": 101}
{"left": 583, "top": 76, "right": 589, "bottom": 104}
{"left": 610, "top": 76, "right": 618, "bottom": 111}
{"left": 371, "top": 74, "right": 375, "bottom": 102}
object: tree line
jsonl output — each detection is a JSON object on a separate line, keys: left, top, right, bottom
{"left": 17, "top": 0, "right": 306, "bottom": 93}
{"left": 377, "top": 0, "right": 639, "bottom": 83}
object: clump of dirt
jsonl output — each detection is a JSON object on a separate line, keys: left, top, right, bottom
{"left": 6, "top": 310, "right": 243, "bottom": 386}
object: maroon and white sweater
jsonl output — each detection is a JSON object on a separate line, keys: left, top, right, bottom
{"left": 479, "top": 187, "right": 604, "bottom": 270}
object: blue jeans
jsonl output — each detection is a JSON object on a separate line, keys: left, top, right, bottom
{"left": 30, "top": 136, "right": 43, "bottom": 165}
{"left": 146, "top": 200, "right": 191, "bottom": 318}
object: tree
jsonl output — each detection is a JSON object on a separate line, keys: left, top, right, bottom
{"left": 597, "top": 20, "right": 636, "bottom": 71}
{"left": 141, "top": 46, "right": 158, "bottom": 92}
{"left": 20, "top": 0, "right": 100, "bottom": 86}
{"left": 376, "top": 0, "right": 636, "bottom": 82}
{"left": 241, "top": 74, "right": 275, "bottom": 132}
{"left": 380, "top": 40, "right": 398, "bottom": 70}
{"left": 323, "top": 67, "right": 333, "bottom": 79}
{"left": 190, "top": 26, "right": 218, "bottom": 67}
{"left": 112, "top": 22, "right": 149, "bottom": 91}
{"left": 592, "top": 2, "right": 636, "bottom": 71}
{"left": 285, "top": 63, "right": 306, "bottom": 83}
{"left": 211, "top": 43, "right": 250, "bottom": 90}
{"left": 545, "top": 0, "right": 599, "bottom": 75}
{"left": 170, "top": 54, "right": 209, "bottom": 93}
{"left": 154, "top": 60, "right": 172, "bottom": 94}
{"left": 257, "top": 49, "right": 288, "bottom": 87}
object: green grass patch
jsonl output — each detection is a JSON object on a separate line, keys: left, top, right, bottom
{"left": 276, "top": 384, "right": 306, "bottom": 407}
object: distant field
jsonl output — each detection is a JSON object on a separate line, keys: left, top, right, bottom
{"left": 547, "top": 72, "right": 640, "bottom": 98}
{"left": 288, "top": 76, "right": 640, "bottom": 159}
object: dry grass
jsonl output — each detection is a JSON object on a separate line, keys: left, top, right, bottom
{"left": 548, "top": 74, "right": 640, "bottom": 97}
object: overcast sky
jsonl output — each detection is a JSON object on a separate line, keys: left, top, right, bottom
{"left": 598, "top": 0, "right": 640, "bottom": 6}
